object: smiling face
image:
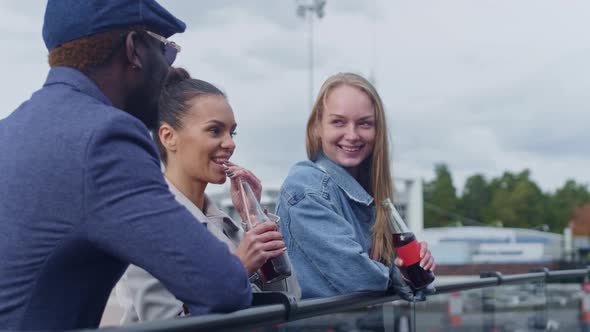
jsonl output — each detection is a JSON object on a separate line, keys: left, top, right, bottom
{"left": 318, "top": 84, "right": 376, "bottom": 178}
{"left": 167, "top": 95, "right": 237, "bottom": 185}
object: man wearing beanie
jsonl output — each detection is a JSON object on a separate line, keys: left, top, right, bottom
{"left": 0, "top": 1, "right": 252, "bottom": 330}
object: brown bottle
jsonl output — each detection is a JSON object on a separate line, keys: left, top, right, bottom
{"left": 239, "top": 179, "right": 291, "bottom": 283}
{"left": 382, "top": 198, "right": 434, "bottom": 289}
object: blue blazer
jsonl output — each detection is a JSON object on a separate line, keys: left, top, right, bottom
{"left": 0, "top": 67, "right": 251, "bottom": 330}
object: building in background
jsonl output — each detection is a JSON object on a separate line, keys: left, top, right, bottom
{"left": 566, "top": 202, "right": 590, "bottom": 263}
{"left": 422, "top": 226, "right": 563, "bottom": 275}
{"left": 421, "top": 226, "right": 562, "bottom": 264}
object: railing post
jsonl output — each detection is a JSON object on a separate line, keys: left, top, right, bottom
{"left": 446, "top": 291, "right": 462, "bottom": 328}
{"left": 383, "top": 301, "right": 412, "bottom": 332}
{"left": 581, "top": 275, "right": 590, "bottom": 332}
{"left": 251, "top": 291, "right": 298, "bottom": 321}
{"left": 528, "top": 267, "right": 549, "bottom": 330}
{"left": 480, "top": 272, "right": 502, "bottom": 332}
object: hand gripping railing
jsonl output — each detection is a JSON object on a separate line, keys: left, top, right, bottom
{"left": 88, "top": 267, "right": 590, "bottom": 332}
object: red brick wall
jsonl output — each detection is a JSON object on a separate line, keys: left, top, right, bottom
{"left": 571, "top": 203, "right": 590, "bottom": 236}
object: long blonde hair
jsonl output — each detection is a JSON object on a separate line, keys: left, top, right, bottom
{"left": 305, "top": 72, "right": 395, "bottom": 265}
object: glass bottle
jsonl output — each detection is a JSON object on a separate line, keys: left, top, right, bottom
{"left": 239, "top": 178, "right": 291, "bottom": 283}
{"left": 382, "top": 198, "right": 435, "bottom": 289}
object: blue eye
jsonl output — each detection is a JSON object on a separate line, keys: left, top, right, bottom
{"left": 359, "top": 120, "right": 374, "bottom": 128}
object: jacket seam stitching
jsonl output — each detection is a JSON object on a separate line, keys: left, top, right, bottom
{"left": 286, "top": 192, "right": 344, "bottom": 295}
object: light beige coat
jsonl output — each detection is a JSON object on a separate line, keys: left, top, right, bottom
{"left": 115, "top": 179, "right": 300, "bottom": 323}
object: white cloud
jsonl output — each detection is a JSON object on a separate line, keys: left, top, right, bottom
{"left": 1, "top": 0, "right": 589, "bottom": 194}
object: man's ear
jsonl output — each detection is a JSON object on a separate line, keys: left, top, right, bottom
{"left": 125, "top": 31, "right": 143, "bottom": 70}
{"left": 159, "top": 123, "right": 177, "bottom": 152}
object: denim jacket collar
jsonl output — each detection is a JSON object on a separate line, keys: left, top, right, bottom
{"left": 315, "top": 152, "right": 373, "bottom": 206}
{"left": 44, "top": 66, "right": 113, "bottom": 107}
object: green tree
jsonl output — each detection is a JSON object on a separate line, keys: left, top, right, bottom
{"left": 424, "top": 163, "right": 458, "bottom": 228}
{"left": 484, "top": 170, "right": 549, "bottom": 229}
{"left": 549, "top": 179, "right": 590, "bottom": 232}
{"left": 423, "top": 166, "right": 589, "bottom": 233}
{"left": 459, "top": 174, "right": 490, "bottom": 224}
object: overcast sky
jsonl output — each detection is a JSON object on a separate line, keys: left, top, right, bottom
{"left": 1, "top": 0, "right": 589, "bottom": 194}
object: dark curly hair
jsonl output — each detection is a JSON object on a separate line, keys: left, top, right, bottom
{"left": 48, "top": 26, "right": 144, "bottom": 73}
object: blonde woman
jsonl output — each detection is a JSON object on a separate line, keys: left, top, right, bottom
{"left": 276, "top": 73, "right": 435, "bottom": 299}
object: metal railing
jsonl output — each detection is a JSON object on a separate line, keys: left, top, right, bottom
{"left": 92, "top": 267, "right": 590, "bottom": 332}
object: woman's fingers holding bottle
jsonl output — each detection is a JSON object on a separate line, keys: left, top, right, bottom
{"left": 240, "top": 171, "right": 262, "bottom": 201}
{"left": 223, "top": 162, "right": 257, "bottom": 182}
{"left": 248, "top": 220, "right": 278, "bottom": 234}
{"left": 237, "top": 226, "right": 285, "bottom": 273}
{"left": 235, "top": 235, "right": 262, "bottom": 274}
{"left": 419, "top": 241, "right": 435, "bottom": 271}
{"left": 238, "top": 232, "right": 272, "bottom": 272}
{"left": 226, "top": 164, "right": 261, "bottom": 222}
{"left": 255, "top": 230, "right": 283, "bottom": 245}
{"left": 246, "top": 223, "right": 283, "bottom": 246}
{"left": 420, "top": 253, "right": 435, "bottom": 271}
{"left": 224, "top": 163, "right": 262, "bottom": 201}
{"left": 419, "top": 241, "right": 428, "bottom": 258}
{"left": 266, "top": 246, "right": 288, "bottom": 259}
{"left": 224, "top": 161, "right": 261, "bottom": 182}
{"left": 424, "top": 258, "right": 436, "bottom": 272}
{"left": 249, "top": 224, "right": 284, "bottom": 247}
{"left": 257, "top": 240, "right": 286, "bottom": 253}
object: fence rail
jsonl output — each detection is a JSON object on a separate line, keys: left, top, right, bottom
{"left": 92, "top": 267, "right": 590, "bottom": 332}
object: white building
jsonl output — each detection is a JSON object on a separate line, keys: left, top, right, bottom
{"left": 421, "top": 226, "right": 563, "bottom": 265}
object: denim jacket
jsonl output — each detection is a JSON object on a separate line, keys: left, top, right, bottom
{"left": 276, "top": 153, "right": 390, "bottom": 298}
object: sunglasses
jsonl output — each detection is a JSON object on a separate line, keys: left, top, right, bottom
{"left": 145, "top": 31, "right": 181, "bottom": 65}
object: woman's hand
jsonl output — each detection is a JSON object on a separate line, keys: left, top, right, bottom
{"left": 224, "top": 161, "right": 262, "bottom": 221}
{"left": 394, "top": 241, "right": 436, "bottom": 272}
{"left": 234, "top": 222, "right": 286, "bottom": 275}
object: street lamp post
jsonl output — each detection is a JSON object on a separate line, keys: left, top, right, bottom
{"left": 296, "top": 0, "right": 326, "bottom": 109}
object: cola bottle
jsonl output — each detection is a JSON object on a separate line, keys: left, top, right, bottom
{"left": 238, "top": 179, "right": 291, "bottom": 283}
{"left": 382, "top": 198, "right": 434, "bottom": 289}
